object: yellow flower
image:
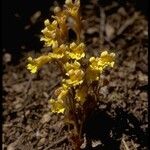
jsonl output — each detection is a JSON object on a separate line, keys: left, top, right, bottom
{"left": 27, "top": 55, "right": 52, "bottom": 73}
{"left": 89, "top": 51, "right": 115, "bottom": 72}
{"left": 53, "top": 7, "right": 67, "bottom": 39}
{"left": 67, "top": 42, "right": 85, "bottom": 60}
{"left": 50, "top": 44, "right": 68, "bottom": 59}
{"left": 55, "top": 84, "right": 70, "bottom": 101}
{"left": 49, "top": 84, "right": 69, "bottom": 114}
{"left": 63, "top": 61, "right": 84, "bottom": 86}
{"left": 86, "top": 51, "right": 115, "bottom": 81}
{"left": 40, "top": 20, "right": 59, "bottom": 48}
{"left": 49, "top": 99, "right": 65, "bottom": 113}
{"left": 64, "top": 60, "right": 81, "bottom": 71}
{"left": 53, "top": 7, "right": 67, "bottom": 25}
{"left": 75, "top": 85, "right": 88, "bottom": 104}
{"left": 65, "top": 0, "right": 80, "bottom": 19}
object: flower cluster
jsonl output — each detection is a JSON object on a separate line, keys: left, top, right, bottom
{"left": 86, "top": 51, "right": 115, "bottom": 82}
{"left": 49, "top": 84, "right": 69, "bottom": 113}
{"left": 27, "top": 0, "right": 116, "bottom": 115}
{"left": 63, "top": 61, "right": 84, "bottom": 86}
{"left": 27, "top": 55, "right": 52, "bottom": 73}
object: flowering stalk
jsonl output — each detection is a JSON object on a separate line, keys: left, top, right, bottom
{"left": 27, "top": 0, "right": 116, "bottom": 149}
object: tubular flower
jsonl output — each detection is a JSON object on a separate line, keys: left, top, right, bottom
{"left": 75, "top": 85, "right": 88, "bottom": 104}
{"left": 55, "top": 84, "right": 70, "bottom": 101}
{"left": 53, "top": 7, "right": 68, "bottom": 39}
{"left": 49, "top": 84, "right": 70, "bottom": 114}
{"left": 49, "top": 44, "right": 69, "bottom": 59}
{"left": 86, "top": 51, "right": 115, "bottom": 81}
{"left": 89, "top": 51, "right": 115, "bottom": 72}
{"left": 67, "top": 42, "right": 85, "bottom": 60}
{"left": 53, "top": 44, "right": 68, "bottom": 56}
{"left": 65, "top": 0, "right": 80, "bottom": 19}
{"left": 40, "top": 19, "right": 59, "bottom": 48}
{"left": 49, "top": 99, "right": 65, "bottom": 113}
{"left": 27, "top": 55, "right": 52, "bottom": 73}
{"left": 65, "top": 0, "right": 81, "bottom": 41}
{"left": 63, "top": 61, "right": 84, "bottom": 86}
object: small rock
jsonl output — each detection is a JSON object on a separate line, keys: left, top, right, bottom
{"left": 36, "top": 130, "right": 41, "bottom": 138}
{"left": 105, "top": 23, "right": 115, "bottom": 40}
{"left": 92, "top": 140, "right": 102, "bottom": 148}
{"left": 40, "top": 113, "right": 50, "bottom": 124}
{"left": 87, "top": 27, "right": 98, "bottom": 34}
{"left": 25, "top": 110, "right": 30, "bottom": 116}
{"left": 100, "top": 86, "right": 108, "bottom": 98}
{"left": 118, "top": 7, "right": 127, "bottom": 16}
{"left": 139, "top": 92, "right": 147, "bottom": 101}
{"left": 3, "top": 53, "right": 11, "bottom": 63}
{"left": 7, "top": 144, "right": 15, "bottom": 150}
{"left": 128, "top": 74, "right": 135, "bottom": 80}
{"left": 38, "top": 138, "right": 46, "bottom": 146}
{"left": 134, "top": 90, "right": 140, "bottom": 95}
{"left": 138, "top": 71, "right": 148, "bottom": 83}
{"left": 143, "top": 30, "right": 148, "bottom": 36}
{"left": 30, "top": 11, "right": 41, "bottom": 24}
{"left": 14, "top": 103, "right": 22, "bottom": 109}
{"left": 43, "top": 92, "right": 49, "bottom": 98}
{"left": 25, "top": 125, "right": 32, "bottom": 132}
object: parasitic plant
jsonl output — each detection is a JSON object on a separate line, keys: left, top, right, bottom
{"left": 27, "top": 0, "right": 115, "bottom": 149}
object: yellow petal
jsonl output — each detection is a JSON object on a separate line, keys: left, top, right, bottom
{"left": 49, "top": 99, "right": 65, "bottom": 113}
{"left": 101, "top": 51, "right": 108, "bottom": 57}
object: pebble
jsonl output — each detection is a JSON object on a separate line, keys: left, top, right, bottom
{"left": 87, "top": 27, "right": 98, "bottom": 34}
{"left": 43, "top": 92, "right": 49, "bottom": 98}
{"left": 105, "top": 23, "right": 115, "bottom": 39}
{"left": 7, "top": 144, "right": 15, "bottom": 150}
{"left": 25, "top": 125, "right": 32, "bottom": 132}
{"left": 139, "top": 92, "right": 147, "bottom": 101}
{"left": 118, "top": 7, "right": 127, "bottom": 17}
{"left": 3, "top": 53, "right": 11, "bottom": 63}
{"left": 30, "top": 11, "right": 41, "bottom": 24}
{"left": 92, "top": 140, "right": 102, "bottom": 148}
{"left": 25, "top": 110, "right": 30, "bottom": 116}
{"left": 138, "top": 71, "right": 148, "bottom": 83}
{"left": 38, "top": 138, "right": 46, "bottom": 146}
{"left": 40, "top": 113, "right": 51, "bottom": 124}
{"left": 14, "top": 103, "right": 22, "bottom": 109}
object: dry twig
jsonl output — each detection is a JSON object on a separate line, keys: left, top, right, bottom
{"left": 122, "top": 138, "right": 130, "bottom": 150}
{"left": 44, "top": 136, "right": 68, "bottom": 150}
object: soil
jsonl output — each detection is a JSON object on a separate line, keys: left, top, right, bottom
{"left": 2, "top": 0, "right": 148, "bottom": 149}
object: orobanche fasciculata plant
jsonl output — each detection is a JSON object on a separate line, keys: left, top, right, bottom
{"left": 27, "top": 0, "right": 115, "bottom": 149}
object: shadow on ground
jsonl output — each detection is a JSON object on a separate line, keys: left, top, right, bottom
{"left": 83, "top": 106, "right": 148, "bottom": 150}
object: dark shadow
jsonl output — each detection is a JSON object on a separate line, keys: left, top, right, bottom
{"left": 82, "top": 106, "right": 148, "bottom": 149}
{"left": 1, "top": 0, "right": 55, "bottom": 65}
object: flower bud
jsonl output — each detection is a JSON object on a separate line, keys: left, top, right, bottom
{"left": 54, "top": 6, "right": 61, "bottom": 14}
{"left": 65, "top": 0, "right": 72, "bottom": 5}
